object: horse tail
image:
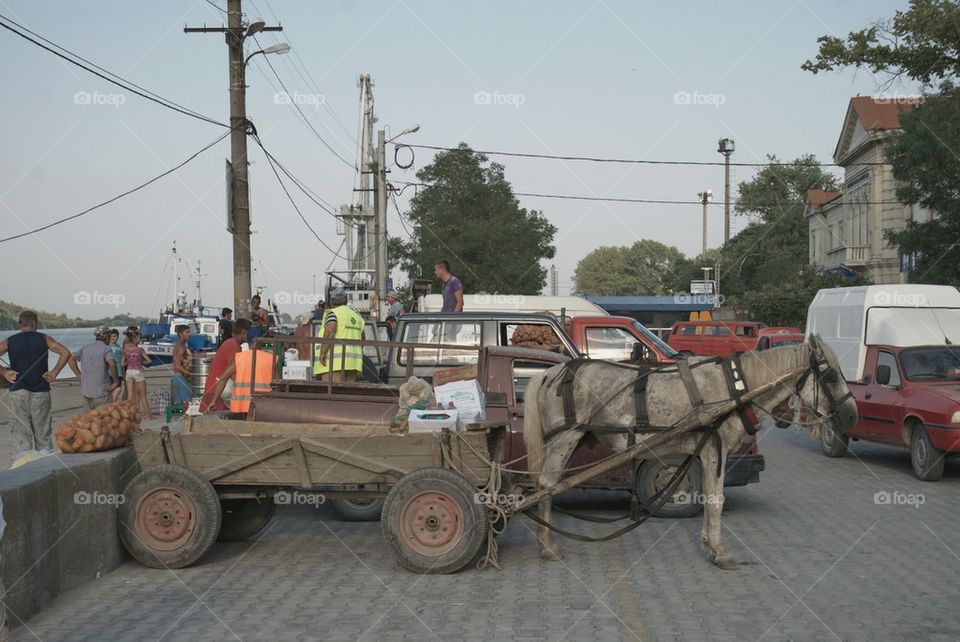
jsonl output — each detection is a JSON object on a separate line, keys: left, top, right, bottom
{"left": 523, "top": 373, "right": 547, "bottom": 477}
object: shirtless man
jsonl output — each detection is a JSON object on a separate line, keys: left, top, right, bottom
{"left": 171, "top": 324, "right": 193, "bottom": 404}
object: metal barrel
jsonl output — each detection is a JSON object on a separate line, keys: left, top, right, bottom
{"left": 190, "top": 352, "right": 214, "bottom": 397}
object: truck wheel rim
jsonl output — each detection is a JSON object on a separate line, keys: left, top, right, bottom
{"left": 399, "top": 490, "right": 464, "bottom": 557}
{"left": 653, "top": 465, "right": 692, "bottom": 502}
{"left": 135, "top": 487, "right": 197, "bottom": 551}
{"left": 915, "top": 438, "right": 927, "bottom": 466}
{"left": 823, "top": 426, "right": 835, "bottom": 446}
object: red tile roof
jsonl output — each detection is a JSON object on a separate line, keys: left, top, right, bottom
{"left": 806, "top": 189, "right": 842, "bottom": 208}
{"left": 850, "top": 96, "right": 920, "bottom": 131}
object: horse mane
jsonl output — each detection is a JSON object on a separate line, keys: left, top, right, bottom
{"left": 738, "top": 342, "right": 811, "bottom": 390}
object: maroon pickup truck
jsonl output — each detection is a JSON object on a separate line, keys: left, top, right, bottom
{"left": 820, "top": 344, "right": 960, "bottom": 480}
{"left": 252, "top": 345, "right": 763, "bottom": 519}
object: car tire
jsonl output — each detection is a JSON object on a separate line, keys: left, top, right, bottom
{"left": 635, "top": 455, "right": 703, "bottom": 518}
{"left": 331, "top": 498, "right": 384, "bottom": 522}
{"left": 911, "top": 424, "right": 945, "bottom": 481}
{"left": 820, "top": 421, "right": 849, "bottom": 458}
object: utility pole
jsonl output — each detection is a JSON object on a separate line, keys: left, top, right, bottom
{"left": 185, "top": 2, "right": 282, "bottom": 319}
{"left": 718, "top": 138, "right": 734, "bottom": 244}
{"left": 373, "top": 129, "right": 388, "bottom": 309}
{"left": 697, "top": 189, "right": 713, "bottom": 256}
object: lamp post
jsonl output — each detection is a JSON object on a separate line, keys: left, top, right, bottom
{"left": 718, "top": 138, "right": 734, "bottom": 244}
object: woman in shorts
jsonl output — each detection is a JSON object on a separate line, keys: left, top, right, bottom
{"left": 122, "top": 329, "right": 154, "bottom": 420}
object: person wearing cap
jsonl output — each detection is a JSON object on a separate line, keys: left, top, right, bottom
{"left": 385, "top": 291, "right": 403, "bottom": 319}
{"left": 314, "top": 287, "right": 364, "bottom": 382}
{"left": 73, "top": 325, "right": 120, "bottom": 409}
{"left": 0, "top": 310, "right": 79, "bottom": 457}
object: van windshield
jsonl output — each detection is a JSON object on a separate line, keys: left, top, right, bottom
{"left": 632, "top": 322, "right": 680, "bottom": 358}
{"left": 900, "top": 347, "right": 960, "bottom": 381}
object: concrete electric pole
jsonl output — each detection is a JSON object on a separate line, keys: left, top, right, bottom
{"left": 185, "top": 1, "right": 282, "bottom": 318}
{"left": 698, "top": 189, "right": 713, "bottom": 256}
{"left": 373, "top": 129, "right": 388, "bottom": 304}
{"left": 718, "top": 138, "right": 734, "bottom": 244}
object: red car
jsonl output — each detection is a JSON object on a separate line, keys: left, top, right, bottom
{"left": 820, "top": 344, "right": 960, "bottom": 480}
{"left": 667, "top": 320, "right": 767, "bottom": 358}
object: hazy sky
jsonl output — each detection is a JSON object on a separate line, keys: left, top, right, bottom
{"left": 0, "top": 0, "right": 916, "bottom": 318}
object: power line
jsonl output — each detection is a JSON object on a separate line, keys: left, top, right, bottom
{"left": 252, "top": 35, "right": 355, "bottom": 168}
{"left": 0, "top": 131, "right": 230, "bottom": 243}
{"left": 399, "top": 143, "right": 886, "bottom": 168}
{"left": 0, "top": 14, "right": 228, "bottom": 129}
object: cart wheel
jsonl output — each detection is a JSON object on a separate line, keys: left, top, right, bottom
{"left": 119, "top": 464, "right": 222, "bottom": 569}
{"left": 331, "top": 498, "right": 384, "bottom": 522}
{"left": 218, "top": 498, "right": 276, "bottom": 541}
{"left": 381, "top": 468, "right": 486, "bottom": 574}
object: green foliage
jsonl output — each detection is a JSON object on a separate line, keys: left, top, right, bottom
{"left": 883, "top": 86, "right": 960, "bottom": 286}
{"left": 391, "top": 144, "right": 557, "bottom": 294}
{"left": 0, "top": 300, "right": 149, "bottom": 331}
{"left": 801, "top": 0, "right": 960, "bottom": 85}
{"left": 744, "top": 268, "right": 870, "bottom": 327}
{"left": 573, "top": 240, "right": 685, "bottom": 296}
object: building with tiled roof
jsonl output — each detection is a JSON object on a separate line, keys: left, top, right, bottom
{"left": 807, "top": 96, "right": 930, "bottom": 283}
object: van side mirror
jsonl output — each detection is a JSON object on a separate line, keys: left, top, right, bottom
{"left": 876, "top": 364, "right": 891, "bottom": 386}
{"left": 630, "top": 342, "right": 644, "bottom": 362}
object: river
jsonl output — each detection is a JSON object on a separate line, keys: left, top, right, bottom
{"left": 0, "top": 327, "right": 127, "bottom": 380}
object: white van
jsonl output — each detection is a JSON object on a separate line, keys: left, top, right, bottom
{"left": 417, "top": 293, "right": 608, "bottom": 318}
{"left": 805, "top": 284, "right": 960, "bottom": 381}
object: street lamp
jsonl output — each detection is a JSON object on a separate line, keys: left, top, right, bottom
{"left": 245, "top": 18, "right": 266, "bottom": 38}
{"left": 245, "top": 42, "right": 291, "bottom": 66}
{"left": 387, "top": 124, "right": 421, "bottom": 144}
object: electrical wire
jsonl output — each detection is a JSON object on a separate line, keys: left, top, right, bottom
{"left": 400, "top": 143, "right": 887, "bottom": 168}
{"left": 203, "top": 0, "right": 230, "bottom": 15}
{"left": 252, "top": 35, "right": 355, "bottom": 168}
{"left": 0, "top": 14, "right": 228, "bottom": 129}
{"left": 0, "top": 131, "right": 230, "bottom": 243}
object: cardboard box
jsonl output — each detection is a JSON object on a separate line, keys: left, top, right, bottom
{"left": 434, "top": 379, "right": 485, "bottom": 430}
{"left": 408, "top": 409, "right": 459, "bottom": 433}
{"left": 432, "top": 364, "right": 478, "bottom": 387}
{"left": 282, "top": 359, "right": 311, "bottom": 380}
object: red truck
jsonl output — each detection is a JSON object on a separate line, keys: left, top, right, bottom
{"left": 253, "top": 343, "right": 764, "bottom": 519}
{"left": 565, "top": 315, "right": 679, "bottom": 365}
{"left": 807, "top": 285, "right": 960, "bottom": 480}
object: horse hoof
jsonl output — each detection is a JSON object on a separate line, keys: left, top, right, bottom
{"left": 714, "top": 556, "right": 738, "bottom": 571}
{"left": 540, "top": 548, "right": 563, "bottom": 562}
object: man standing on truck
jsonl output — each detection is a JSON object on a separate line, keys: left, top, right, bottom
{"left": 434, "top": 260, "right": 464, "bottom": 312}
{"left": 199, "top": 318, "right": 251, "bottom": 413}
{"left": 205, "top": 343, "right": 277, "bottom": 415}
{"left": 314, "top": 287, "right": 364, "bottom": 382}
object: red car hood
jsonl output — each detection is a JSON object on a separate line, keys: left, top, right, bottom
{"left": 923, "top": 383, "right": 960, "bottom": 405}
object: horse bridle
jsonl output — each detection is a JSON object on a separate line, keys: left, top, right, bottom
{"left": 793, "top": 349, "right": 854, "bottom": 423}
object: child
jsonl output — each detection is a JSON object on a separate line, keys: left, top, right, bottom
{"left": 108, "top": 329, "right": 124, "bottom": 402}
{"left": 122, "top": 329, "right": 154, "bottom": 420}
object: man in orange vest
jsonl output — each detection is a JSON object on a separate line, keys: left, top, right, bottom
{"left": 205, "top": 345, "right": 277, "bottom": 415}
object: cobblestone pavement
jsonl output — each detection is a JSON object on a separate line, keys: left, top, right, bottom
{"left": 12, "top": 426, "right": 960, "bottom": 642}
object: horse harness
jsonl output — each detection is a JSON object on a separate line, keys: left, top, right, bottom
{"left": 794, "top": 350, "right": 854, "bottom": 420}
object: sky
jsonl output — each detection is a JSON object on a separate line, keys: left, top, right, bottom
{"left": 0, "top": 0, "right": 919, "bottom": 319}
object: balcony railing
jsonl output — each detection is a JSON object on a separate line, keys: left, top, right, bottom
{"left": 824, "top": 245, "right": 869, "bottom": 268}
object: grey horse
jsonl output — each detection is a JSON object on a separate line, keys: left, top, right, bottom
{"left": 522, "top": 334, "right": 858, "bottom": 570}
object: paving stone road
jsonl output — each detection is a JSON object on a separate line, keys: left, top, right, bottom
{"left": 12, "top": 426, "right": 960, "bottom": 642}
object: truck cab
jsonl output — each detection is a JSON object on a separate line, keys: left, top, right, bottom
{"left": 565, "top": 315, "right": 680, "bottom": 365}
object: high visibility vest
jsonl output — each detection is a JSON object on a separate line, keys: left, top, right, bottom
{"left": 314, "top": 305, "right": 364, "bottom": 375}
{"left": 230, "top": 349, "right": 276, "bottom": 413}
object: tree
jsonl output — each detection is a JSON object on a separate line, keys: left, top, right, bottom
{"left": 746, "top": 267, "right": 869, "bottom": 327}
{"left": 883, "top": 88, "right": 960, "bottom": 285}
{"left": 801, "top": 0, "right": 960, "bottom": 85}
{"left": 391, "top": 144, "right": 557, "bottom": 294}
{"left": 573, "top": 240, "right": 685, "bottom": 296}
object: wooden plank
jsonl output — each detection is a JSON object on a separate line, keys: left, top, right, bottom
{"left": 300, "top": 437, "right": 412, "bottom": 476}
{"left": 188, "top": 417, "right": 395, "bottom": 437}
{"left": 169, "top": 432, "right": 187, "bottom": 465}
{"left": 291, "top": 439, "right": 312, "bottom": 489}
{"left": 201, "top": 438, "right": 296, "bottom": 482}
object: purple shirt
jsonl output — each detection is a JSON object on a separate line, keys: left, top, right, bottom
{"left": 441, "top": 275, "right": 463, "bottom": 312}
